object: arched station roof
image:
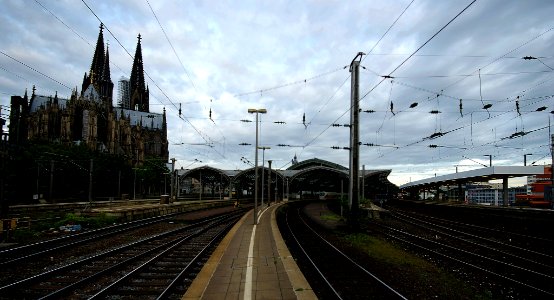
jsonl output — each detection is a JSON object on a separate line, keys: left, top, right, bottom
{"left": 176, "top": 158, "right": 396, "bottom": 197}
{"left": 179, "top": 165, "right": 231, "bottom": 184}
{"left": 287, "top": 158, "right": 348, "bottom": 171}
{"left": 288, "top": 166, "right": 349, "bottom": 193}
{"left": 233, "top": 167, "right": 285, "bottom": 182}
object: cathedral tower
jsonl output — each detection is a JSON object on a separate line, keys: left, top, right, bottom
{"left": 81, "top": 23, "right": 113, "bottom": 107}
{"left": 129, "top": 34, "right": 149, "bottom": 112}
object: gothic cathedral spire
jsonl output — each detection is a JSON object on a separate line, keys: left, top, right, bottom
{"left": 87, "top": 23, "right": 105, "bottom": 88}
{"left": 129, "top": 34, "right": 149, "bottom": 112}
{"left": 81, "top": 23, "right": 113, "bottom": 107}
{"left": 100, "top": 45, "right": 114, "bottom": 108}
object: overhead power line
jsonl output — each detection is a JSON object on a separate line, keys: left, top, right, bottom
{"left": 360, "top": 0, "right": 478, "bottom": 101}
{"left": 145, "top": 0, "right": 197, "bottom": 93}
{"left": 80, "top": 0, "right": 229, "bottom": 161}
{"left": 234, "top": 66, "right": 345, "bottom": 97}
{"left": 34, "top": 0, "right": 91, "bottom": 47}
{"left": 301, "top": 0, "right": 417, "bottom": 152}
{"left": 0, "top": 50, "right": 72, "bottom": 91}
{"left": 361, "top": 0, "right": 415, "bottom": 62}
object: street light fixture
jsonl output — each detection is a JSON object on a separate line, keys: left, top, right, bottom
{"left": 524, "top": 153, "right": 533, "bottom": 166}
{"left": 248, "top": 108, "right": 267, "bottom": 225}
{"left": 483, "top": 155, "right": 492, "bottom": 167}
{"left": 184, "top": 159, "right": 202, "bottom": 169}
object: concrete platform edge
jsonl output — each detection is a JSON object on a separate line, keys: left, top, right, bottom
{"left": 270, "top": 204, "right": 317, "bottom": 299}
{"left": 182, "top": 209, "right": 252, "bottom": 299}
{"left": 181, "top": 203, "right": 317, "bottom": 299}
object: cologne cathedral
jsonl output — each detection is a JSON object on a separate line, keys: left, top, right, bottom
{"left": 8, "top": 24, "right": 169, "bottom": 166}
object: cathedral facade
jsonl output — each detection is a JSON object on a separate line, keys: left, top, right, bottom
{"left": 8, "top": 24, "right": 168, "bottom": 166}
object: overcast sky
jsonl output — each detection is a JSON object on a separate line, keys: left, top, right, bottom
{"left": 1, "top": 0, "right": 553, "bottom": 186}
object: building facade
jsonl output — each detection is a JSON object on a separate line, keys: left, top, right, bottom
{"left": 117, "top": 76, "right": 131, "bottom": 110}
{"left": 466, "top": 184, "right": 526, "bottom": 206}
{"left": 8, "top": 24, "right": 168, "bottom": 166}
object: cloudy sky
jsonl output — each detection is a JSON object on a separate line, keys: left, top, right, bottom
{"left": 1, "top": 0, "right": 553, "bottom": 186}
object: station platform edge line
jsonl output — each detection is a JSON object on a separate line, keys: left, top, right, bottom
{"left": 182, "top": 203, "right": 316, "bottom": 299}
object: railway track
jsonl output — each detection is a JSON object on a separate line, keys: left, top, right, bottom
{"left": 0, "top": 213, "right": 180, "bottom": 266}
{"left": 0, "top": 209, "right": 244, "bottom": 299}
{"left": 375, "top": 207, "right": 554, "bottom": 298}
{"left": 279, "top": 202, "right": 407, "bottom": 299}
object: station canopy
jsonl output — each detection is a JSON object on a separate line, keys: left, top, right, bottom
{"left": 399, "top": 166, "right": 545, "bottom": 190}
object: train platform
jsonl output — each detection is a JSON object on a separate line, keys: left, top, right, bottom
{"left": 183, "top": 202, "right": 316, "bottom": 300}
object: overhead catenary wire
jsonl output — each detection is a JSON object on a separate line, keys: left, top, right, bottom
{"left": 31, "top": 0, "right": 141, "bottom": 95}
{"left": 145, "top": 0, "right": 197, "bottom": 93}
{"left": 3, "top": 1, "right": 551, "bottom": 174}
{"left": 361, "top": 0, "right": 416, "bottom": 64}
{"left": 145, "top": 0, "right": 229, "bottom": 153}
{"left": 360, "top": 0, "right": 478, "bottom": 102}
{"left": 0, "top": 50, "right": 72, "bottom": 91}
{"left": 302, "top": 0, "right": 478, "bottom": 159}
{"left": 300, "top": 0, "right": 416, "bottom": 151}
{"left": 234, "top": 66, "right": 345, "bottom": 98}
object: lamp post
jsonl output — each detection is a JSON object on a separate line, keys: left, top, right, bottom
{"left": 524, "top": 153, "right": 533, "bottom": 166}
{"left": 248, "top": 108, "right": 267, "bottom": 225}
{"left": 259, "top": 146, "right": 270, "bottom": 208}
{"left": 483, "top": 155, "right": 492, "bottom": 167}
{"left": 267, "top": 160, "right": 272, "bottom": 205}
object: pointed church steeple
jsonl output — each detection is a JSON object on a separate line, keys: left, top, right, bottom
{"left": 102, "top": 45, "right": 111, "bottom": 82}
{"left": 162, "top": 107, "right": 167, "bottom": 132}
{"left": 90, "top": 23, "right": 105, "bottom": 84}
{"left": 129, "top": 34, "right": 149, "bottom": 112}
{"left": 80, "top": 23, "right": 113, "bottom": 107}
{"left": 82, "top": 23, "right": 106, "bottom": 96}
{"left": 100, "top": 45, "right": 114, "bottom": 108}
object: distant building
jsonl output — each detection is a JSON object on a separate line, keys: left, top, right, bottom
{"left": 516, "top": 165, "right": 552, "bottom": 207}
{"left": 8, "top": 23, "right": 168, "bottom": 166}
{"left": 117, "top": 76, "right": 131, "bottom": 109}
{"left": 466, "top": 183, "right": 526, "bottom": 206}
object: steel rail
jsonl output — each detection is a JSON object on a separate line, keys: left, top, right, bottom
{"left": 284, "top": 205, "right": 407, "bottom": 299}
{"left": 372, "top": 221, "right": 554, "bottom": 297}
{"left": 89, "top": 213, "right": 240, "bottom": 298}
{"left": 0, "top": 213, "right": 232, "bottom": 295}
{"left": 0, "top": 213, "right": 180, "bottom": 265}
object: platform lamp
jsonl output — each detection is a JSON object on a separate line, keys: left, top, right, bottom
{"left": 524, "top": 153, "right": 533, "bottom": 166}
{"left": 248, "top": 108, "right": 267, "bottom": 225}
{"left": 483, "top": 155, "right": 492, "bottom": 167}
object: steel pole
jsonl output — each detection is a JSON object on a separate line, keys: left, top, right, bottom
{"left": 349, "top": 53, "right": 363, "bottom": 229}
{"left": 268, "top": 160, "right": 272, "bottom": 205}
{"left": 261, "top": 148, "right": 265, "bottom": 208}
{"left": 254, "top": 112, "right": 259, "bottom": 224}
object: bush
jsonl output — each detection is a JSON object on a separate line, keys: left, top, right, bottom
{"left": 55, "top": 213, "right": 118, "bottom": 229}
